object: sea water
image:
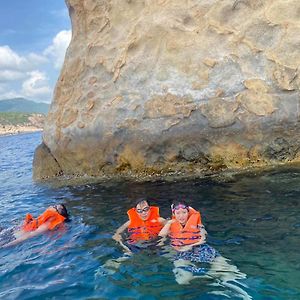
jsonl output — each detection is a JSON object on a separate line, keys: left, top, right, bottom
{"left": 0, "top": 132, "right": 299, "bottom": 299}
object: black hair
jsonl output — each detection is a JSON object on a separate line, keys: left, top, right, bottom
{"left": 171, "top": 199, "right": 189, "bottom": 210}
{"left": 134, "top": 198, "right": 149, "bottom": 208}
{"left": 58, "top": 204, "right": 70, "bottom": 221}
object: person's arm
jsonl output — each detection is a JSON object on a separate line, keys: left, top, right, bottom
{"left": 112, "top": 221, "right": 132, "bottom": 253}
{"left": 112, "top": 221, "right": 129, "bottom": 242}
{"left": 199, "top": 225, "right": 207, "bottom": 239}
{"left": 2, "top": 223, "right": 50, "bottom": 248}
{"left": 177, "top": 224, "right": 207, "bottom": 252}
{"left": 158, "top": 217, "right": 167, "bottom": 225}
{"left": 158, "top": 219, "right": 174, "bottom": 237}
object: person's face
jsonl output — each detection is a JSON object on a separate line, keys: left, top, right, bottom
{"left": 136, "top": 201, "right": 150, "bottom": 221}
{"left": 173, "top": 208, "right": 189, "bottom": 225}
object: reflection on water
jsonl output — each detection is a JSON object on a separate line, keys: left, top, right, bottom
{"left": 0, "top": 132, "right": 300, "bottom": 299}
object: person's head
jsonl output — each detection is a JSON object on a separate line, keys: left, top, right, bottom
{"left": 134, "top": 199, "right": 151, "bottom": 221}
{"left": 171, "top": 200, "right": 190, "bottom": 225}
{"left": 51, "top": 204, "right": 70, "bottom": 221}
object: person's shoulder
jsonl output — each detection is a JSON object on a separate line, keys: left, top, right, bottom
{"left": 189, "top": 207, "right": 200, "bottom": 214}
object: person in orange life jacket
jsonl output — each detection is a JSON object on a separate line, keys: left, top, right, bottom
{"left": 159, "top": 200, "right": 208, "bottom": 250}
{"left": 97, "top": 199, "right": 166, "bottom": 275}
{"left": 159, "top": 200, "right": 222, "bottom": 285}
{"left": 1, "top": 204, "right": 69, "bottom": 248}
{"left": 159, "top": 200, "right": 218, "bottom": 262}
{"left": 96, "top": 199, "right": 165, "bottom": 275}
{"left": 159, "top": 201, "right": 251, "bottom": 295}
{"left": 112, "top": 199, "right": 166, "bottom": 251}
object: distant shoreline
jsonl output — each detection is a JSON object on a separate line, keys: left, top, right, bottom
{"left": 0, "top": 112, "right": 45, "bottom": 137}
{"left": 0, "top": 125, "right": 43, "bottom": 136}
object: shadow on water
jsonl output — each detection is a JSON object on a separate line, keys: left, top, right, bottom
{"left": 1, "top": 133, "right": 300, "bottom": 299}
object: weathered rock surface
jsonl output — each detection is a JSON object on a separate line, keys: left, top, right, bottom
{"left": 34, "top": 0, "right": 300, "bottom": 180}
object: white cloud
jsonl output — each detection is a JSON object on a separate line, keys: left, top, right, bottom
{"left": 0, "top": 70, "right": 26, "bottom": 82}
{"left": 0, "top": 29, "right": 71, "bottom": 102}
{"left": 0, "top": 82, "right": 22, "bottom": 99}
{"left": 0, "top": 89, "right": 22, "bottom": 99}
{"left": 0, "top": 45, "right": 27, "bottom": 70}
{"left": 0, "top": 46, "right": 51, "bottom": 101}
{"left": 21, "top": 71, "right": 52, "bottom": 98}
{"left": 0, "top": 46, "right": 48, "bottom": 72}
{"left": 28, "top": 53, "right": 49, "bottom": 66}
{"left": 44, "top": 30, "right": 71, "bottom": 69}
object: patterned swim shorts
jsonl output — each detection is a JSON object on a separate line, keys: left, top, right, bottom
{"left": 174, "top": 243, "right": 219, "bottom": 263}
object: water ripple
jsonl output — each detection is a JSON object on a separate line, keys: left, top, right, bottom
{"left": 1, "top": 133, "right": 300, "bottom": 299}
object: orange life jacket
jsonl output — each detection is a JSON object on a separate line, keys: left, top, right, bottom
{"left": 127, "top": 206, "right": 163, "bottom": 241}
{"left": 22, "top": 209, "right": 66, "bottom": 232}
{"left": 169, "top": 207, "right": 203, "bottom": 247}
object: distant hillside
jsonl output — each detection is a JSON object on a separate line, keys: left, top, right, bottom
{"left": 0, "top": 112, "right": 31, "bottom": 125}
{"left": 0, "top": 112, "right": 45, "bottom": 136}
{"left": 0, "top": 98, "right": 50, "bottom": 114}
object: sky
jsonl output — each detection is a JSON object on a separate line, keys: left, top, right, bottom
{"left": 0, "top": 0, "right": 72, "bottom": 103}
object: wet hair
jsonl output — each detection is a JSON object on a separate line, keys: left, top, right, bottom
{"left": 171, "top": 200, "right": 189, "bottom": 211}
{"left": 57, "top": 204, "right": 70, "bottom": 221}
{"left": 134, "top": 198, "right": 149, "bottom": 208}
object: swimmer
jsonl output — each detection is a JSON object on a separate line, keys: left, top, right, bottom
{"left": 159, "top": 200, "right": 252, "bottom": 299}
{"left": 159, "top": 200, "right": 218, "bottom": 265}
{"left": 113, "top": 198, "right": 166, "bottom": 251}
{"left": 0, "top": 204, "right": 69, "bottom": 248}
{"left": 97, "top": 199, "right": 166, "bottom": 276}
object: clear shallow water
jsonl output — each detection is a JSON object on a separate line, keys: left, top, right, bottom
{"left": 0, "top": 132, "right": 300, "bottom": 300}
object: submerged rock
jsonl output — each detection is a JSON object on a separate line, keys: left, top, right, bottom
{"left": 33, "top": 0, "right": 300, "bottom": 180}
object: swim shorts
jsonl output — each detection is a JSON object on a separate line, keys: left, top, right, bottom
{"left": 174, "top": 243, "right": 219, "bottom": 263}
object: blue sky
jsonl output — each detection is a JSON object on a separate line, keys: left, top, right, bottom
{"left": 0, "top": 0, "right": 71, "bottom": 103}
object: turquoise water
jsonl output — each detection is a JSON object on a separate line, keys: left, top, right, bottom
{"left": 0, "top": 132, "right": 300, "bottom": 299}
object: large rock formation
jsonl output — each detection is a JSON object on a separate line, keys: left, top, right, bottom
{"left": 33, "top": 0, "right": 300, "bottom": 180}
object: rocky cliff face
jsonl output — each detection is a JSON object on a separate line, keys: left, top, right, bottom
{"left": 33, "top": 0, "right": 300, "bottom": 180}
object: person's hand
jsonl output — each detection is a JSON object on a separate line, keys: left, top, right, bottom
{"left": 157, "top": 236, "right": 167, "bottom": 247}
{"left": 124, "top": 250, "right": 132, "bottom": 256}
{"left": 200, "top": 228, "right": 207, "bottom": 236}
